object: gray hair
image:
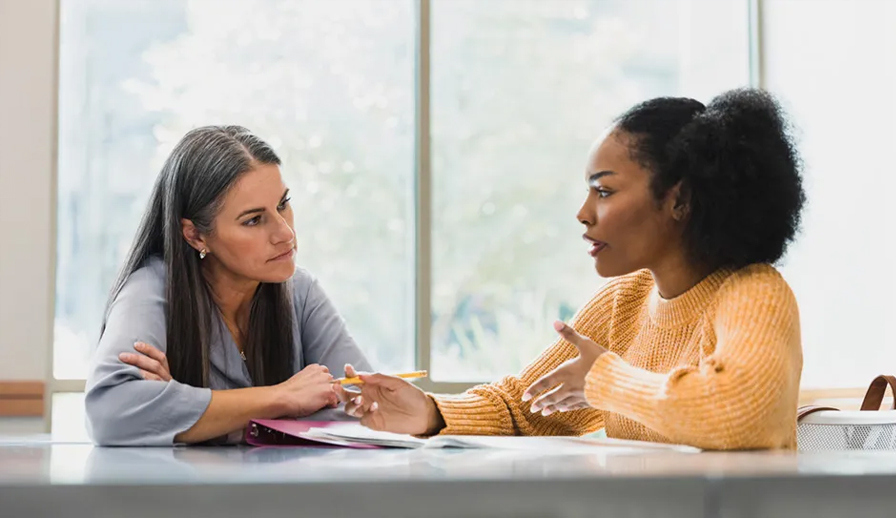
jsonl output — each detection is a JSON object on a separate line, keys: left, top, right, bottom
{"left": 103, "top": 125, "right": 296, "bottom": 387}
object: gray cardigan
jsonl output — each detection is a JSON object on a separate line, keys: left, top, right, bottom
{"left": 84, "top": 257, "right": 372, "bottom": 446}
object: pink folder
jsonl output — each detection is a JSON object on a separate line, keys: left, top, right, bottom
{"left": 245, "top": 419, "right": 379, "bottom": 448}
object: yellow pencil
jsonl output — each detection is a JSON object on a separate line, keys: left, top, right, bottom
{"left": 333, "top": 370, "right": 428, "bottom": 386}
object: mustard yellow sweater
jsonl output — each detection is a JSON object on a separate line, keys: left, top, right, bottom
{"left": 432, "top": 264, "right": 802, "bottom": 450}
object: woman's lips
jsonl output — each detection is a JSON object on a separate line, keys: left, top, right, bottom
{"left": 583, "top": 234, "right": 607, "bottom": 257}
{"left": 588, "top": 242, "right": 607, "bottom": 257}
{"left": 269, "top": 248, "right": 295, "bottom": 262}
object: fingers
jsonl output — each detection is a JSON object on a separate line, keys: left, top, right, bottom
{"left": 540, "top": 400, "right": 589, "bottom": 416}
{"left": 344, "top": 398, "right": 359, "bottom": 417}
{"left": 134, "top": 342, "right": 168, "bottom": 368}
{"left": 139, "top": 369, "right": 164, "bottom": 382}
{"left": 120, "top": 352, "right": 167, "bottom": 379}
{"left": 551, "top": 396, "right": 590, "bottom": 414}
{"left": 355, "top": 394, "right": 376, "bottom": 414}
{"left": 522, "top": 372, "right": 560, "bottom": 403}
{"left": 538, "top": 406, "right": 556, "bottom": 416}
{"left": 358, "top": 402, "right": 382, "bottom": 430}
{"left": 344, "top": 394, "right": 375, "bottom": 418}
{"left": 299, "top": 364, "right": 334, "bottom": 384}
{"left": 554, "top": 321, "right": 603, "bottom": 357}
{"left": 326, "top": 377, "right": 338, "bottom": 401}
{"left": 326, "top": 388, "right": 339, "bottom": 407}
{"left": 536, "top": 399, "right": 567, "bottom": 416}
{"left": 344, "top": 364, "right": 358, "bottom": 378}
{"left": 554, "top": 320, "right": 585, "bottom": 347}
{"left": 334, "top": 384, "right": 360, "bottom": 403}
{"left": 302, "top": 363, "right": 330, "bottom": 374}
{"left": 530, "top": 384, "right": 565, "bottom": 414}
{"left": 133, "top": 342, "right": 172, "bottom": 381}
{"left": 344, "top": 397, "right": 363, "bottom": 418}
{"left": 306, "top": 363, "right": 331, "bottom": 375}
{"left": 316, "top": 376, "right": 339, "bottom": 408}
{"left": 349, "top": 395, "right": 366, "bottom": 417}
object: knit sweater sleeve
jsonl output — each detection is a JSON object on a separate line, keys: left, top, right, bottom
{"left": 430, "top": 276, "right": 630, "bottom": 437}
{"left": 583, "top": 266, "right": 802, "bottom": 450}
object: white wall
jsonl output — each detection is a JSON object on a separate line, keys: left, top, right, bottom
{"left": 0, "top": 0, "right": 58, "bottom": 432}
{"left": 765, "top": 0, "right": 896, "bottom": 389}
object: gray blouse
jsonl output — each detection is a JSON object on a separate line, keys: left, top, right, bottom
{"left": 84, "top": 257, "right": 372, "bottom": 446}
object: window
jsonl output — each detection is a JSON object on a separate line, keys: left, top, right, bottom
{"left": 764, "top": 0, "right": 896, "bottom": 389}
{"left": 55, "top": 0, "right": 417, "bottom": 379}
{"left": 429, "top": 0, "right": 750, "bottom": 380}
{"left": 54, "top": 0, "right": 750, "bottom": 391}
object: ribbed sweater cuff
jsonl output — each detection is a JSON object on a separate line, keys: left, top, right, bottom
{"left": 430, "top": 391, "right": 514, "bottom": 436}
{"left": 584, "top": 351, "right": 665, "bottom": 423}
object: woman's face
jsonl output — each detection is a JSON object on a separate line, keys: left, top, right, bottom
{"left": 201, "top": 163, "right": 297, "bottom": 283}
{"left": 577, "top": 129, "right": 683, "bottom": 278}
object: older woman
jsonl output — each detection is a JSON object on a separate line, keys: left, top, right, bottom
{"left": 86, "top": 126, "right": 371, "bottom": 445}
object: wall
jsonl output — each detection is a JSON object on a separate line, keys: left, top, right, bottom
{"left": 0, "top": 0, "right": 57, "bottom": 433}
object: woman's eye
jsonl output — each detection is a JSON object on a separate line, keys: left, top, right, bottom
{"left": 243, "top": 215, "right": 261, "bottom": 227}
{"left": 277, "top": 197, "right": 291, "bottom": 211}
{"left": 592, "top": 187, "right": 611, "bottom": 198}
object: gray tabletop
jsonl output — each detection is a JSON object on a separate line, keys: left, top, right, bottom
{"left": 2, "top": 438, "right": 896, "bottom": 518}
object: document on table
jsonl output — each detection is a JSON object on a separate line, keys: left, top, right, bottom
{"left": 299, "top": 424, "right": 700, "bottom": 453}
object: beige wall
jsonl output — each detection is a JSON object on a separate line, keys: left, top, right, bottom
{"left": 0, "top": 0, "right": 58, "bottom": 432}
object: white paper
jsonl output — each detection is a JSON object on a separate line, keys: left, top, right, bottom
{"left": 302, "top": 424, "right": 700, "bottom": 453}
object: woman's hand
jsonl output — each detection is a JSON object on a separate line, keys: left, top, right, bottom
{"left": 273, "top": 364, "right": 339, "bottom": 417}
{"left": 522, "top": 321, "right": 607, "bottom": 416}
{"left": 340, "top": 364, "right": 445, "bottom": 435}
{"left": 119, "top": 342, "right": 172, "bottom": 381}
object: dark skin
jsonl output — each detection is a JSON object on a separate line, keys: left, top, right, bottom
{"left": 341, "top": 129, "right": 715, "bottom": 434}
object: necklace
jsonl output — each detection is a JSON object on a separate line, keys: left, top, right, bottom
{"left": 221, "top": 316, "right": 247, "bottom": 362}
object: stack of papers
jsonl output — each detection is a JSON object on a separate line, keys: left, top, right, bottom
{"left": 300, "top": 424, "right": 700, "bottom": 453}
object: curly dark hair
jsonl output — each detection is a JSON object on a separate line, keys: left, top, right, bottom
{"left": 614, "top": 88, "right": 805, "bottom": 269}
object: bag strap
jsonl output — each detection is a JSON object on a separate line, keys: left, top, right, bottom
{"left": 860, "top": 375, "right": 896, "bottom": 411}
{"left": 797, "top": 405, "right": 839, "bottom": 421}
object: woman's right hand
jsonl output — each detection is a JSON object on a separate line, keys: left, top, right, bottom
{"left": 342, "top": 365, "right": 445, "bottom": 436}
{"left": 273, "top": 364, "right": 339, "bottom": 418}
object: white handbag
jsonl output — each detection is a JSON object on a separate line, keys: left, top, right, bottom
{"left": 797, "top": 375, "right": 896, "bottom": 451}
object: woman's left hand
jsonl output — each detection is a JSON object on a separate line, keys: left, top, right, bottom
{"left": 522, "top": 321, "right": 607, "bottom": 416}
{"left": 119, "top": 342, "right": 172, "bottom": 382}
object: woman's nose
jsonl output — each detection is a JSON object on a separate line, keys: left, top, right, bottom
{"left": 577, "top": 198, "right": 595, "bottom": 227}
{"left": 271, "top": 214, "right": 295, "bottom": 244}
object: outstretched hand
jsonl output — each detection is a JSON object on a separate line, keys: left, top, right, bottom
{"left": 522, "top": 321, "right": 607, "bottom": 416}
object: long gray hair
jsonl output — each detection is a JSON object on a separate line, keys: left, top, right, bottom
{"left": 103, "top": 125, "right": 296, "bottom": 387}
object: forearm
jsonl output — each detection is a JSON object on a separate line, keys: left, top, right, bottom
{"left": 174, "top": 386, "right": 284, "bottom": 444}
{"left": 585, "top": 352, "right": 799, "bottom": 449}
{"left": 433, "top": 343, "right": 604, "bottom": 437}
{"left": 431, "top": 281, "right": 618, "bottom": 437}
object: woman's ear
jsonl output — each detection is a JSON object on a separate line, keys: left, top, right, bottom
{"left": 665, "top": 182, "right": 691, "bottom": 222}
{"left": 181, "top": 219, "right": 208, "bottom": 253}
